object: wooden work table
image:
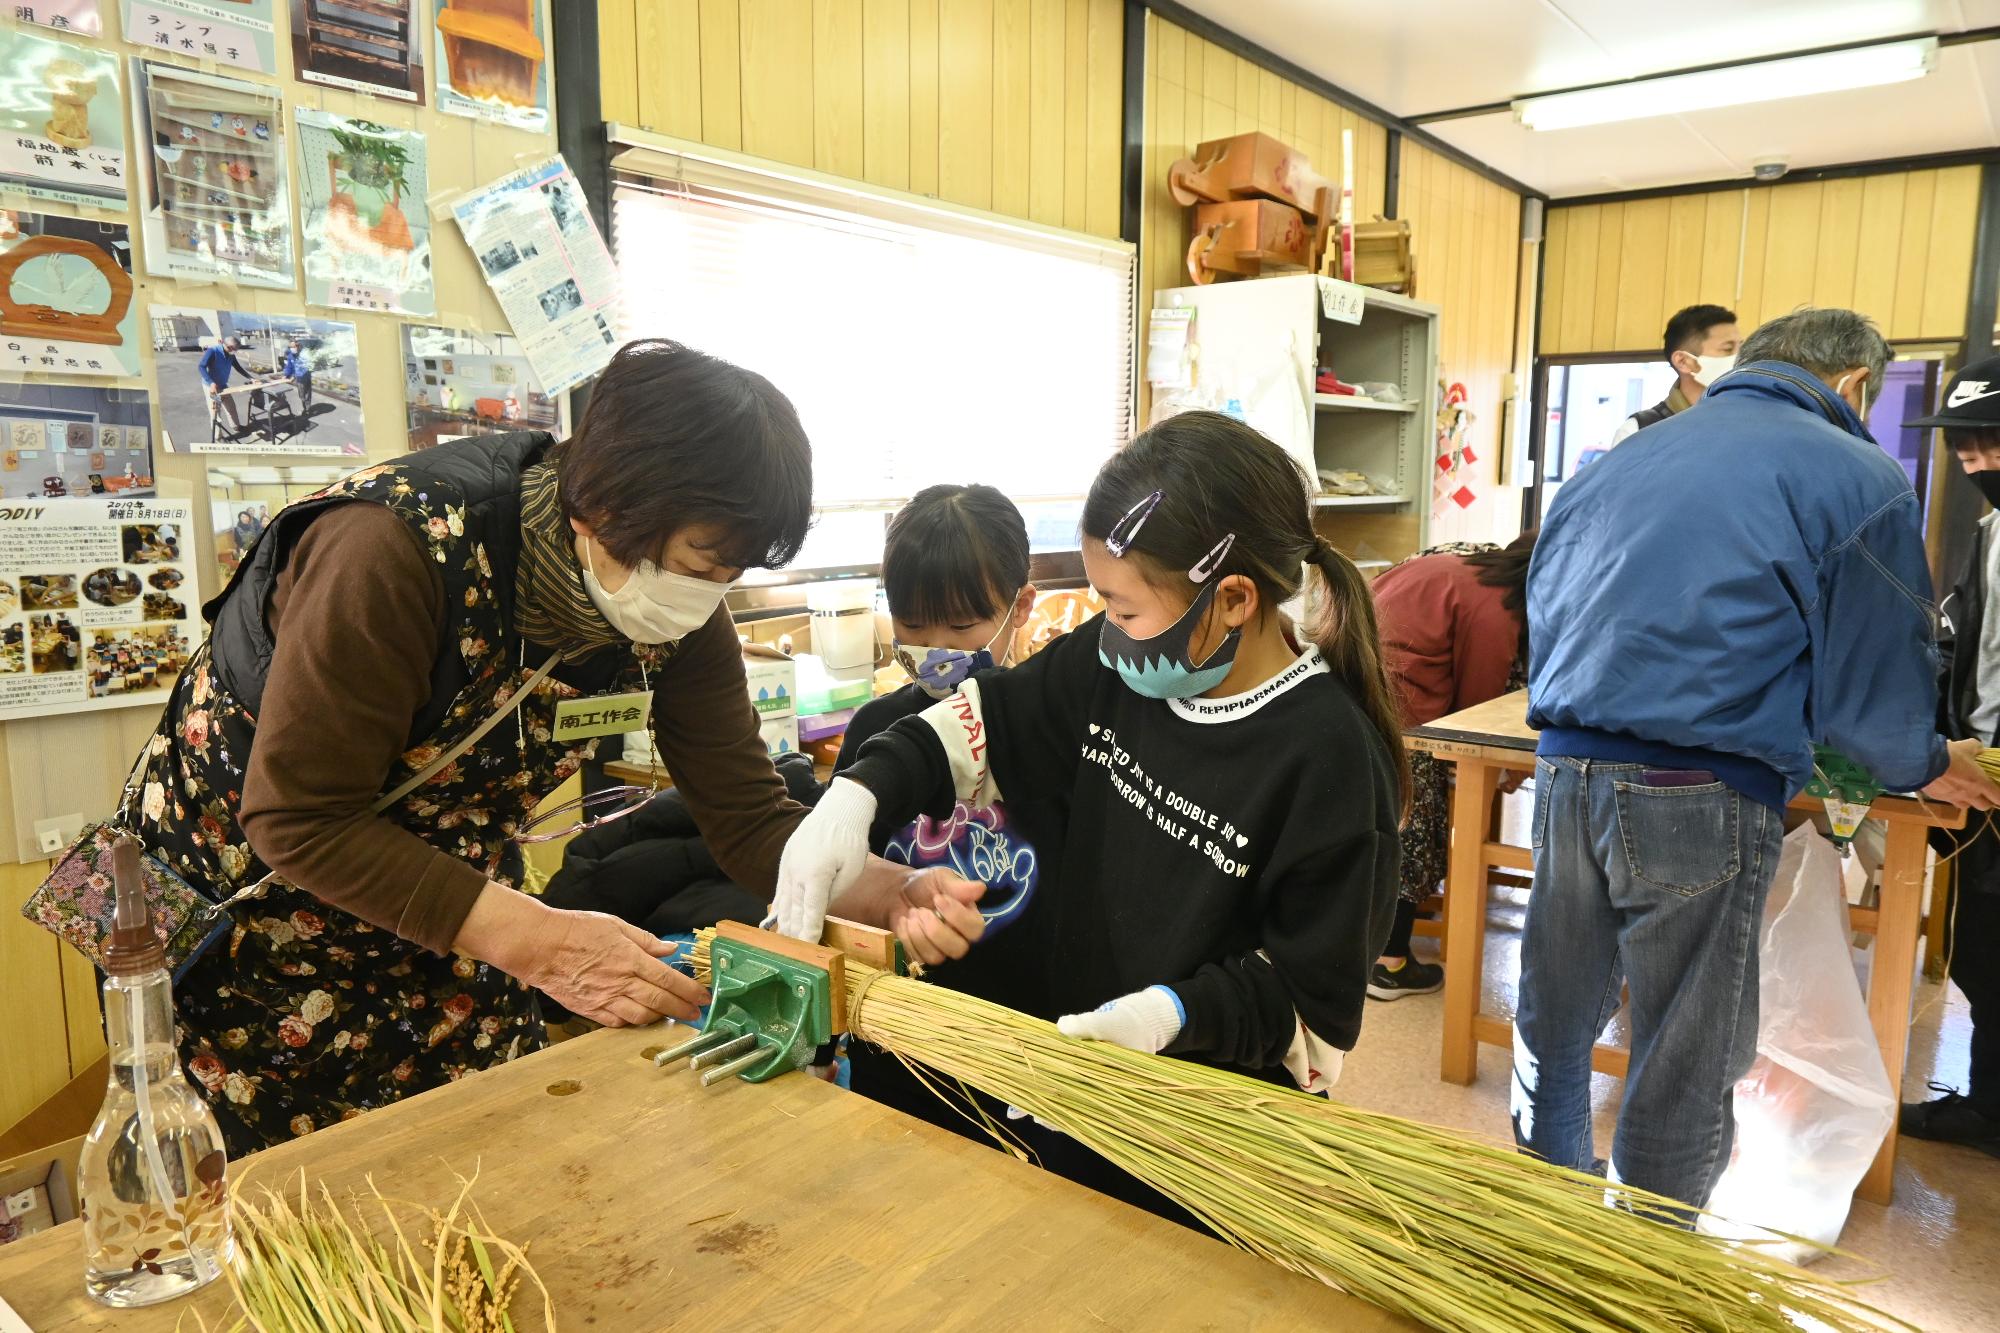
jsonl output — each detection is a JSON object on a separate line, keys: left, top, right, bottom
{"left": 0, "top": 1026, "right": 1410, "bottom": 1332}
{"left": 1406, "top": 690, "right": 1963, "bottom": 1206}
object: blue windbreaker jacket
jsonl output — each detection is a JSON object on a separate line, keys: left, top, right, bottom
{"left": 1527, "top": 359, "right": 1948, "bottom": 805}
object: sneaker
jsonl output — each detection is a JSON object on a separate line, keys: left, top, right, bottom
{"left": 1368, "top": 956, "right": 1444, "bottom": 1000}
{"left": 1900, "top": 1083, "right": 2000, "bottom": 1157}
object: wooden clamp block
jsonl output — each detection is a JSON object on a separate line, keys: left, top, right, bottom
{"left": 1168, "top": 131, "right": 1329, "bottom": 215}
{"left": 1189, "top": 198, "right": 1313, "bottom": 283}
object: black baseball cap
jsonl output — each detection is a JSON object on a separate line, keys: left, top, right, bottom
{"left": 1909, "top": 355, "right": 2000, "bottom": 429}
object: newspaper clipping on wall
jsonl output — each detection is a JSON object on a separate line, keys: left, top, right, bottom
{"left": 0, "top": 495, "right": 198, "bottom": 722}
{"left": 452, "top": 156, "right": 620, "bottom": 395}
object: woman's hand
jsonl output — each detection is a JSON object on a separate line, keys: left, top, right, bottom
{"left": 453, "top": 886, "right": 708, "bottom": 1026}
{"left": 770, "top": 777, "right": 878, "bottom": 941}
{"left": 830, "top": 861, "right": 988, "bottom": 966}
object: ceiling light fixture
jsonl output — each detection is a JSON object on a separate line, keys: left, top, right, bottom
{"left": 1513, "top": 37, "right": 1938, "bottom": 131}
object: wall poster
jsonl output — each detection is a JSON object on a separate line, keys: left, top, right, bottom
{"left": 0, "top": 28, "right": 129, "bottom": 213}
{"left": 452, "top": 157, "right": 621, "bottom": 396}
{"left": 120, "top": 0, "right": 279, "bottom": 77}
{"left": 1, "top": 382, "right": 155, "bottom": 502}
{"left": 289, "top": 0, "right": 425, "bottom": 104}
{"left": 297, "top": 111, "right": 433, "bottom": 315}
{"left": 0, "top": 496, "right": 199, "bottom": 723}
{"left": 130, "top": 59, "right": 294, "bottom": 291}
{"left": 0, "top": 209, "right": 142, "bottom": 379}
{"left": 401, "top": 323, "right": 556, "bottom": 448}
{"left": 432, "top": 0, "right": 548, "bottom": 131}
{"left": 150, "top": 305, "right": 364, "bottom": 457}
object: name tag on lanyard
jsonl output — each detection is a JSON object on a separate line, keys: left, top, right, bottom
{"left": 552, "top": 690, "right": 652, "bottom": 740}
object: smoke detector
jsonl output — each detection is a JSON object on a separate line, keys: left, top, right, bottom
{"left": 1751, "top": 156, "right": 1790, "bottom": 182}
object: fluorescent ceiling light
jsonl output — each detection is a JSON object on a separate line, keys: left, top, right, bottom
{"left": 1514, "top": 37, "right": 1937, "bottom": 131}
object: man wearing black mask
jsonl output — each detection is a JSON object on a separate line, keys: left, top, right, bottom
{"left": 1907, "top": 354, "right": 2000, "bottom": 1157}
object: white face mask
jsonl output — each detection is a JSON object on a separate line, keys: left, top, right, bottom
{"left": 1688, "top": 354, "right": 1735, "bottom": 388}
{"left": 580, "top": 540, "right": 733, "bottom": 644}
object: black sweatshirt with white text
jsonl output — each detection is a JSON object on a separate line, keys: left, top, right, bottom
{"left": 841, "top": 615, "right": 1401, "bottom": 1081}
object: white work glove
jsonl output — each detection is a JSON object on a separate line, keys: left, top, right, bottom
{"left": 1055, "top": 985, "right": 1185, "bottom": 1055}
{"left": 770, "top": 777, "right": 877, "bottom": 942}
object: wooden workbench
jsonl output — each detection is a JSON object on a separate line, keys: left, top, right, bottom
{"left": 0, "top": 1026, "right": 1410, "bottom": 1331}
{"left": 1407, "top": 690, "right": 1963, "bottom": 1206}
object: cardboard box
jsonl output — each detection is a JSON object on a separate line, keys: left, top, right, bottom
{"left": 744, "top": 643, "right": 798, "bottom": 757}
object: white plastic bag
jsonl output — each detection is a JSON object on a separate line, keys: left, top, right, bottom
{"left": 1700, "top": 824, "right": 1894, "bottom": 1259}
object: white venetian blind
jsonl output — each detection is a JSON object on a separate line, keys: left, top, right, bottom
{"left": 609, "top": 146, "right": 1135, "bottom": 516}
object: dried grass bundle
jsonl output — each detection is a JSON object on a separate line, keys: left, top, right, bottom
{"left": 214, "top": 1167, "right": 551, "bottom": 1333}
{"left": 690, "top": 930, "right": 1902, "bottom": 1333}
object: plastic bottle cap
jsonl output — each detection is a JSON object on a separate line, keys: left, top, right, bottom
{"left": 104, "top": 836, "right": 167, "bottom": 977}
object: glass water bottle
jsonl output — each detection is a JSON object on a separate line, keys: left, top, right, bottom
{"left": 79, "top": 837, "right": 231, "bottom": 1307}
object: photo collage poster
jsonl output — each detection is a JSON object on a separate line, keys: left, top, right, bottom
{"left": 290, "top": 0, "right": 426, "bottom": 104}
{"left": 151, "top": 305, "right": 364, "bottom": 457}
{"left": 401, "top": 323, "right": 557, "bottom": 449}
{"left": 130, "top": 59, "right": 295, "bottom": 290}
{"left": 452, "top": 157, "right": 621, "bottom": 396}
{"left": 1, "top": 209, "right": 142, "bottom": 379}
{"left": 0, "top": 27, "right": 129, "bottom": 214}
{"left": 120, "top": 0, "right": 279, "bottom": 75}
{"left": 0, "top": 382, "right": 155, "bottom": 502}
{"left": 0, "top": 496, "right": 198, "bottom": 723}
{"left": 432, "top": 0, "right": 549, "bottom": 132}
{"left": 297, "top": 111, "right": 434, "bottom": 315}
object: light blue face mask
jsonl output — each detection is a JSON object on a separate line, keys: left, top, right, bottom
{"left": 1093, "top": 489, "right": 1239, "bottom": 700}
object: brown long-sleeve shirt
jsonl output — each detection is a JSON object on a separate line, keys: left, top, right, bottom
{"left": 237, "top": 503, "right": 804, "bottom": 956}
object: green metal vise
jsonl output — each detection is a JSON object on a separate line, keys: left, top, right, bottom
{"left": 654, "top": 933, "right": 835, "bottom": 1087}
{"left": 1804, "top": 746, "right": 1884, "bottom": 850}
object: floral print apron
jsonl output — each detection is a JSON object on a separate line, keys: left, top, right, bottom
{"left": 134, "top": 458, "right": 662, "bottom": 1155}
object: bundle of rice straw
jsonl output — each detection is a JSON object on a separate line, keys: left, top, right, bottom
{"left": 690, "top": 932, "right": 1901, "bottom": 1333}
{"left": 218, "top": 1167, "right": 551, "bottom": 1333}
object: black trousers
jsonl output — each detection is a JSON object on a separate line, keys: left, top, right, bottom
{"left": 1947, "top": 886, "right": 2000, "bottom": 1112}
{"left": 1935, "top": 815, "right": 2000, "bottom": 1112}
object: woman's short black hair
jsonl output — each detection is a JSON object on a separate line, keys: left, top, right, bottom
{"left": 882, "top": 484, "right": 1030, "bottom": 625}
{"left": 554, "top": 339, "right": 812, "bottom": 570}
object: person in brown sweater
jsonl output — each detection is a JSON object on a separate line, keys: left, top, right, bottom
{"left": 129, "top": 340, "right": 932, "bottom": 1152}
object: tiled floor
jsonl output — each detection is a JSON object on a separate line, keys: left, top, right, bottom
{"left": 1343, "top": 883, "right": 1999, "bottom": 1333}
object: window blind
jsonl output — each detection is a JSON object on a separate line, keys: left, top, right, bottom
{"left": 609, "top": 155, "right": 1135, "bottom": 518}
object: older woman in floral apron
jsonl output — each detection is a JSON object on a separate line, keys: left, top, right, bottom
{"left": 130, "top": 340, "right": 826, "bottom": 1153}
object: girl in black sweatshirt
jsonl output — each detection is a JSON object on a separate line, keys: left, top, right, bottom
{"left": 774, "top": 411, "right": 1406, "bottom": 1149}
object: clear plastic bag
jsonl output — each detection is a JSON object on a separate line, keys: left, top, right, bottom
{"left": 1700, "top": 824, "right": 1894, "bottom": 1260}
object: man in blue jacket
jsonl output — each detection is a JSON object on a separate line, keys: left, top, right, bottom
{"left": 1518, "top": 307, "right": 2000, "bottom": 1215}
{"left": 198, "top": 336, "right": 253, "bottom": 436}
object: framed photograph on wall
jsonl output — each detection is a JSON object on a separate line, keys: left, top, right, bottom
{"left": 129, "top": 60, "right": 295, "bottom": 291}
{"left": 401, "top": 323, "right": 557, "bottom": 448}
{"left": 0, "top": 382, "right": 155, "bottom": 503}
{"left": 0, "top": 28, "right": 129, "bottom": 213}
{"left": 291, "top": 0, "right": 425, "bottom": 103}
{"left": 150, "top": 305, "right": 363, "bottom": 457}
{"left": 0, "top": 210, "right": 142, "bottom": 379}
{"left": 297, "top": 112, "right": 434, "bottom": 315}
{"left": 432, "top": 0, "right": 549, "bottom": 132}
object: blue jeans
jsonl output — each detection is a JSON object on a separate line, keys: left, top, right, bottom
{"left": 1512, "top": 757, "right": 1782, "bottom": 1216}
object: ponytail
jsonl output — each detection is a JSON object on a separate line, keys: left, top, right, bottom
{"left": 1307, "top": 538, "right": 1411, "bottom": 815}
{"left": 1082, "top": 410, "right": 1411, "bottom": 815}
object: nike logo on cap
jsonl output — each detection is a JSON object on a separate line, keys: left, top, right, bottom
{"left": 1948, "top": 380, "right": 2000, "bottom": 407}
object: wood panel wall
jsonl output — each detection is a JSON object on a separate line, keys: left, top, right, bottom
{"left": 0, "top": 1, "right": 559, "bottom": 1143}
{"left": 1541, "top": 166, "right": 1982, "bottom": 356}
{"left": 1136, "top": 12, "right": 1388, "bottom": 334}
{"left": 1396, "top": 140, "right": 1525, "bottom": 544}
{"left": 596, "top": 0, "right": 1127, "bottom": 239}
